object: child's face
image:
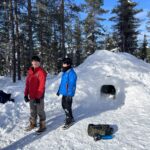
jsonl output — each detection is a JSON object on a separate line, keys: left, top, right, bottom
{"left": 32, "top": 61, "right": 40, "bottom": 68}
{"left": 62, "top": 63, "right": 69, "bottom": 68}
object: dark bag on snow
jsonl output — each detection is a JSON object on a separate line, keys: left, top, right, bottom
{"left": 88, "top": 124, "right": 113, "bottom": 137}
{"left": 0, "top": 90, "right": 14, "bottom": 104}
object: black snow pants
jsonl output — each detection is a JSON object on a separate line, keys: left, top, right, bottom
{"left": 62, "top": 96, "right": 74, "bottom": 123}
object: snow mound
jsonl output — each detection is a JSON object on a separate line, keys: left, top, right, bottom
{"left": 1, "top": 50, "right": 150, "bottom": 150}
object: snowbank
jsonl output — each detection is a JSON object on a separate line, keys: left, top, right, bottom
{"left": 0, "top": 50, "right": 150, "bottom": 150}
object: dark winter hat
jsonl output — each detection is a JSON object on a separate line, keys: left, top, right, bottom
{"left": 62, "top": 58, "right": 72, "bottom": 66}
{"left": 31, "top": 56, "right": 41, "bottom": 62}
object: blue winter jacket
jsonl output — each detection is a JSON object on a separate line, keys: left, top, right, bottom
{"left": 58, "top": 68, "right": 77, "bottom": 97}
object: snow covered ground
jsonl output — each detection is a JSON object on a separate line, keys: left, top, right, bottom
{"left": 0, "top": 50, "right": 150, "bottom": 150}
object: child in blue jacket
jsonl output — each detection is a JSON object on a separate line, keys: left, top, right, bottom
{"left": 57, "top": 58, "right": 77, "bottom": 129}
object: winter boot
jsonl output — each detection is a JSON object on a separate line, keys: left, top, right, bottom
{"left": 25, "top": 120, "right": 37, "bottom": 131}
{"left": 36, "top": 121, "right": 46, "bottom": 133}
{"left": 62, "top": 118, "right": 75, "bottom": 129}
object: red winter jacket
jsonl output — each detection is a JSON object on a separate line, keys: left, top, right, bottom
{"left": 24, "top": 67, "right": 47, "bottom": 100}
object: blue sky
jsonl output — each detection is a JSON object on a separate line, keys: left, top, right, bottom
{"left": 75, "top": 0, "right": 150, "bottom": 43}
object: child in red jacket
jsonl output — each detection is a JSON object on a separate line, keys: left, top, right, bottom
{"left": 24, "top": 56, "right": 47, "bottom": 133}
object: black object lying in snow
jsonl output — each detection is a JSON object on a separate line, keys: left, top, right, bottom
{"left": 88, "top": 124, "right": 114, "bottom": 141}
{"left": 0, "top": 90, "right": 15, "bottom": 104}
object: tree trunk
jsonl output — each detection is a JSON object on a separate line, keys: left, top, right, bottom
{"left": 27, "top": 0, "right": 33, "bottom": 69}
{"left": 14, "top": 0, "right": 21, "bottom": 80}
{"left": 61, "top": 0, "right": 65, "bottom": 58}
{"left": 10, "top": 0, "right": 16, "bottom": 82}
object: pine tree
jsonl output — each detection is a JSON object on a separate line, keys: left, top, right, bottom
{"left": 74, "top": 18, "right": 82, "bottom": 66}
{"left": 59, "top": 0, "right": 83, "bottom": 68}
{"left": 83, "top": 0, "right": 107, "bottom": 57}
{"left": 61, "top": 0, "right": 65, "bottom": 58}
{"left": 0, "top": 1, "right": 9, "bottom": 76}
{"left": 27, "top": 0, "right": 33, "bottom": 68}
{"left": 10, "top": 0, "right": 16, "bottom": 82}
{"left": 14, "top": 0, "right": 21, "bottom": 80}
{"left": 140, "top": 35, "right": 148, "bottom": 61}
{"left": 111, "top": 0, "right": 142, "bottom": 54}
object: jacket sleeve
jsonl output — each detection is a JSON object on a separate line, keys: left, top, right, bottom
{"left": 57, "top": 74, "right": 63, "bottom": 94}
{"left": 36, "top": 71, "right": 47, "bottom": 99}
{"left": 24, "top": 74, "right": 29, "bottom": 96}
{"left": 67, "top": 72, "right": 77, "bottom": 96}
{"left": 57, "top": 84, "right": 60, "bottom": 95}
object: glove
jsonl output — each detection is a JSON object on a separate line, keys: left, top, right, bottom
{"left": 56, "top": 91, "right": 60, "bottom": 96}
{"left": 24, "top": 96, "right": 29, "bottom": 102}
{"left": 35, "top": 99, "right": 40, "bottom": 104}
